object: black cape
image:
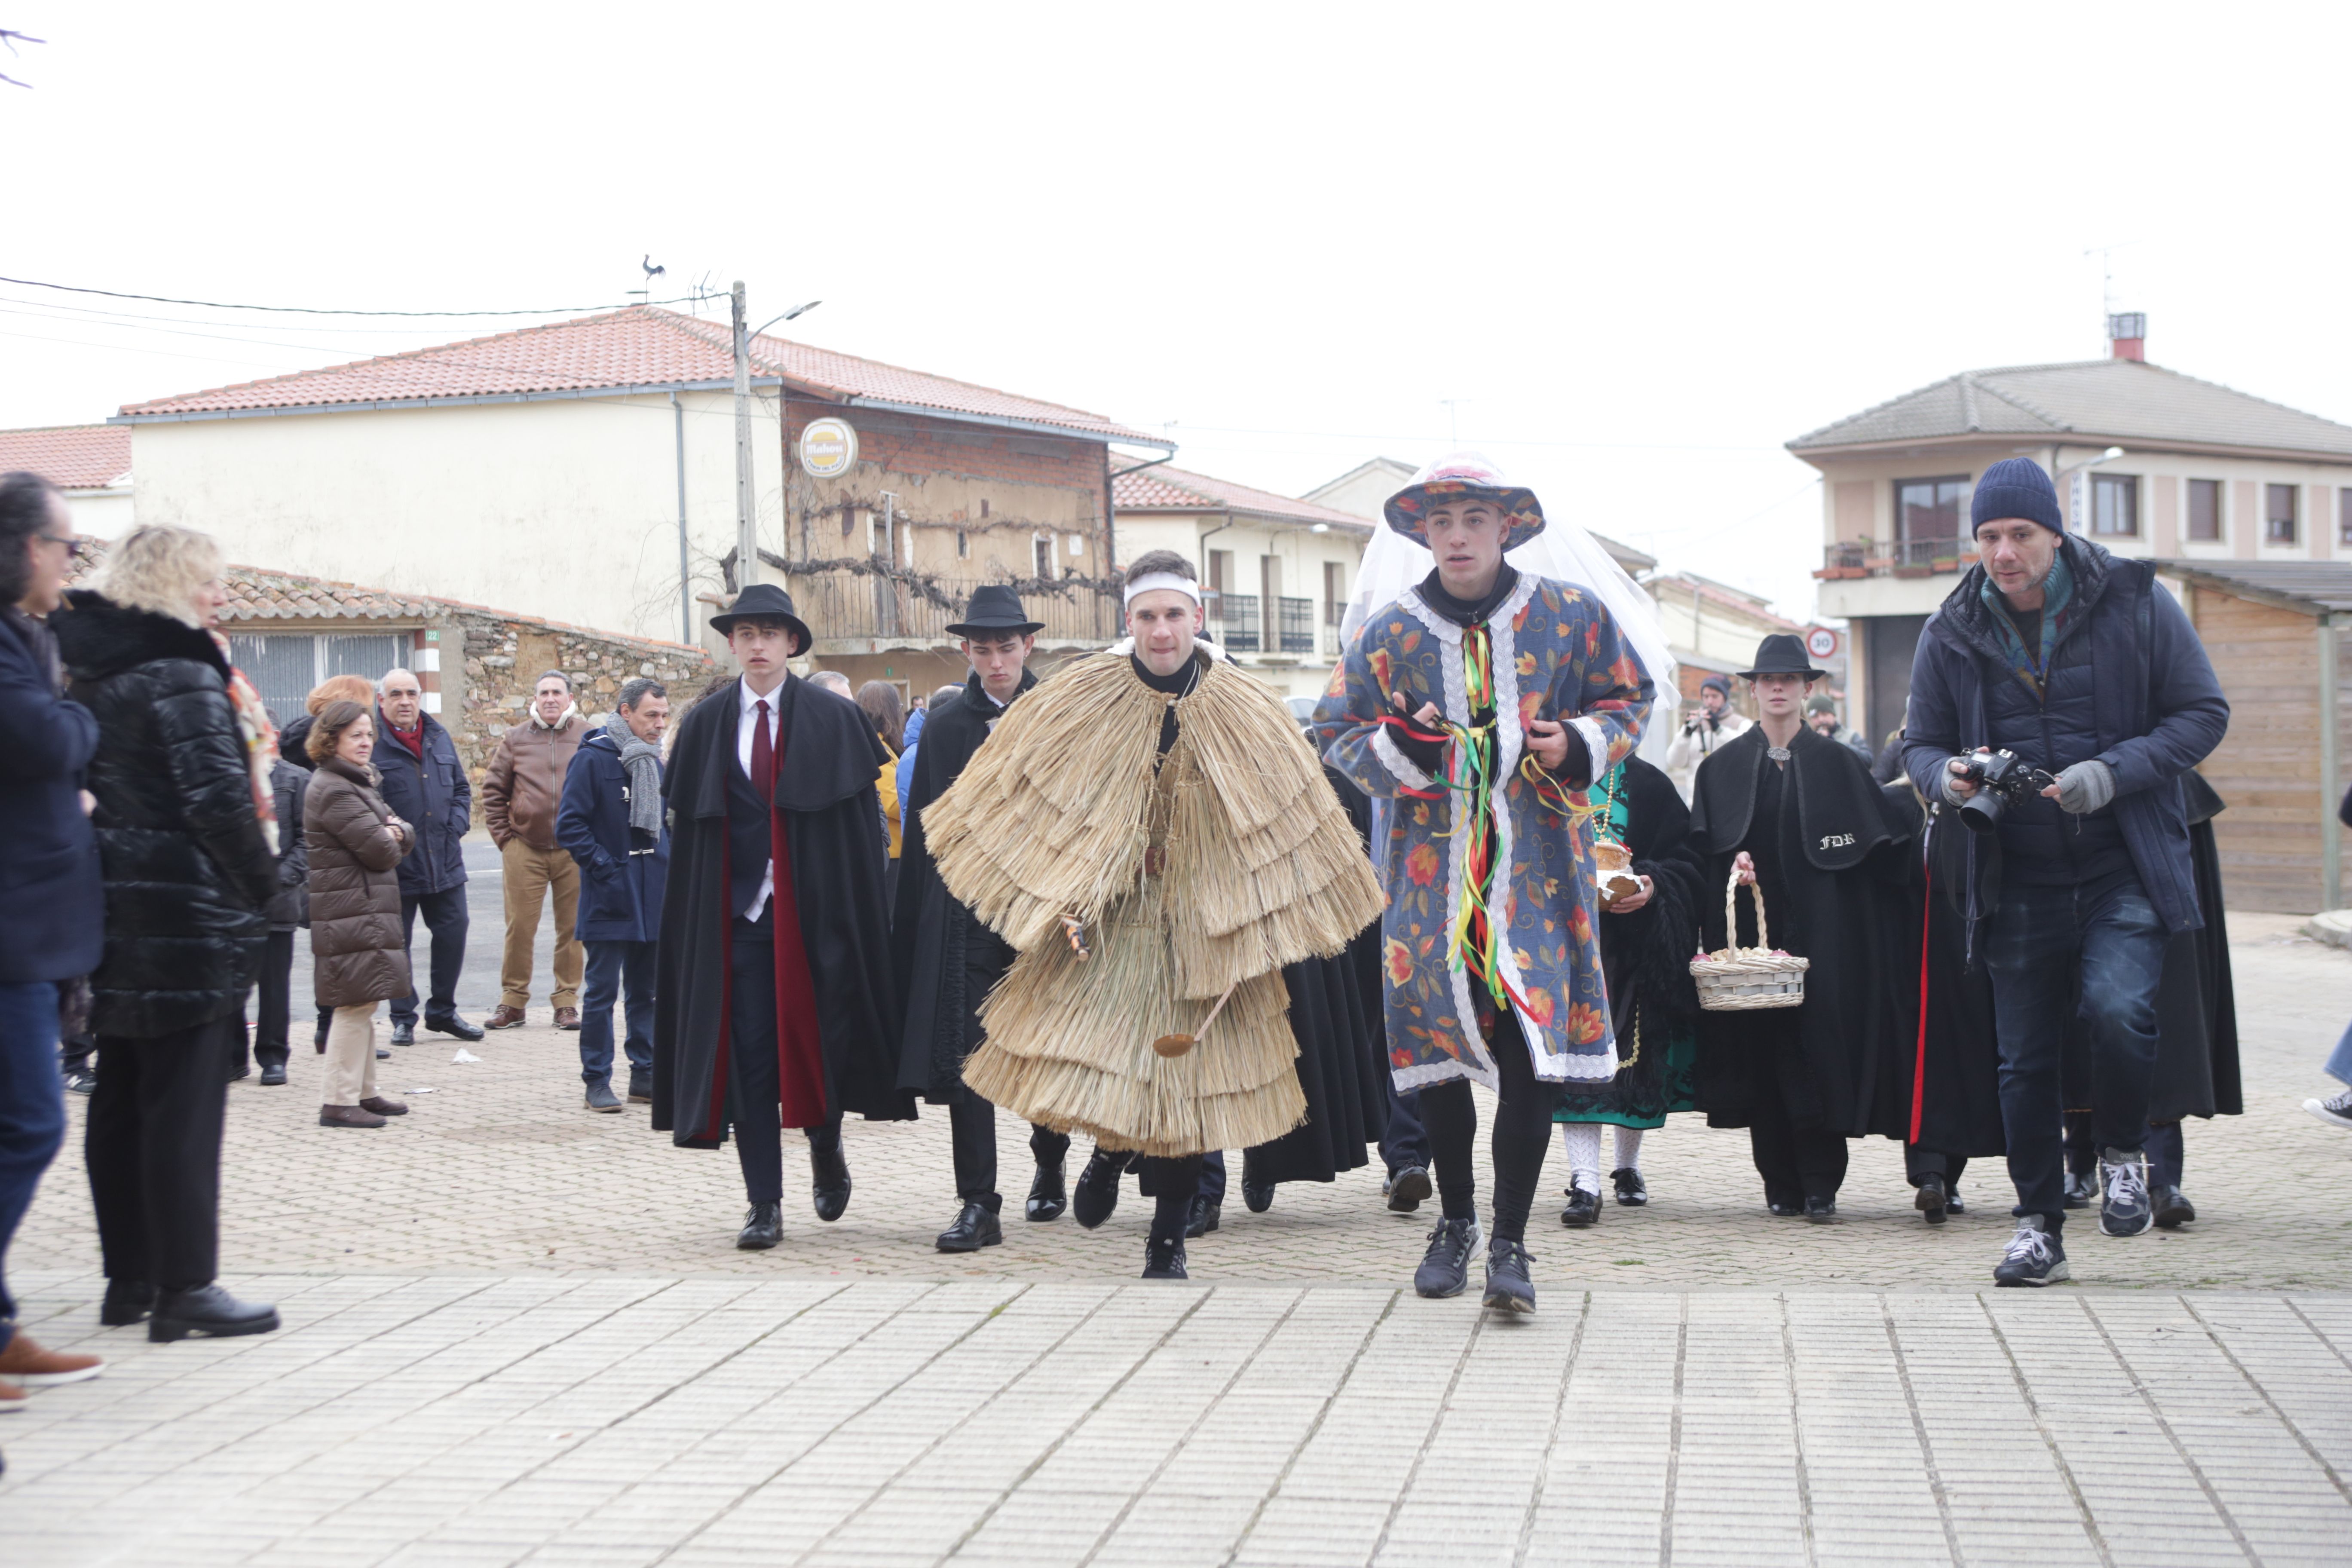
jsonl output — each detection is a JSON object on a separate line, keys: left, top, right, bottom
{"left": 1896, "top": 788, "right": 2006, "bottom": 1158}
{"left": 892, "top": 667, "right": 1037, "bottom": 1101}
{"left": 652, "top": 674, "right": 914, "bottom": 1146}
{"left": 1687, "top": 725, "right": 1914, "bottom": 1138}
{"left": 1556, "top": 755, "right": 1704, "bottom": 1124}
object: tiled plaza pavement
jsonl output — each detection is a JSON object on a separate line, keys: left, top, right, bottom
{"left": 4, "top": 911, "right": 2350, "bottom": 1562}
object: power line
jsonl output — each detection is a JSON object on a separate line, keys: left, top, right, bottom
{"left": 0, "top": 275, "right": 717, "bottom": 318}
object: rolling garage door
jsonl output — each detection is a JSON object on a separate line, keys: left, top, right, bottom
{"left": 227, "top": 632, "right": 407, "bottom": 730}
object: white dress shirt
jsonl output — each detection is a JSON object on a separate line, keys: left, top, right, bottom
{"left": 737, "top": 675, "right": 786, "bottom": 921}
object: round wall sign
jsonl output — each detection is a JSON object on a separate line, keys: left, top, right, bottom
{"left": 799, "top": 417, "right": 858, "bottom": 479}
{"left": 1806, "top": 627, "right": 1838, "bottom": 660}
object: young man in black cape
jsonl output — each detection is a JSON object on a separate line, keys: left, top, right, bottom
{"left": 652, "top": 584, "right": 913, "bottom": 1249}
{"left": 890, "top": 585, "right": 1073, "bottom": 1252}
{"left": 1687, "top": 634, "right": 1915, "bottom": 1220}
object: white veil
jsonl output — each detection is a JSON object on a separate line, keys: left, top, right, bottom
{"left": 1338, "top": 502, "right": 1679, "bottom": 767}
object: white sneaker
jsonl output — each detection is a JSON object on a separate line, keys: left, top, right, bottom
{"left": 2305, "top": 1088, "right": 2352, "bottom": 1131}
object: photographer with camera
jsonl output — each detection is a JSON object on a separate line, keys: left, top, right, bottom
{"left": 1665, "top": 674, "right": 1750, "bottom": 801}
{"left": 1903, "top": 458, "right": 2227, "bottom": 1287}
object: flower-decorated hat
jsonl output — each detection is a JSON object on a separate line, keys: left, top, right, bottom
{"left": 1381, "top": 451, "right": 1547, "bottom": 550}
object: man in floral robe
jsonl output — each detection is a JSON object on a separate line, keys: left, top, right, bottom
{"left": 1312, "top": 453, "right": 1651, "bottom": 1314}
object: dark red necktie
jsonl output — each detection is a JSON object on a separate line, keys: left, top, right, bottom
{"left": 751, "top": 699, "right": 775, "bottom": 802}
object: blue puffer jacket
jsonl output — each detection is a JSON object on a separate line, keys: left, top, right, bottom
{"left": 1903, "top": 534, "right": 2229, "bottom": 934}
{"left": 554, "top": 725, "right": 668, "bottom": 944}
{"left": 372, "top": 708, "right": 470, "bottom": 897}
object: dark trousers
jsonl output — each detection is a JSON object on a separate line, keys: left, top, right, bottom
{"left": 1143, "top": 1154, "right": 1205, "bottom": 1243}
{"left": 1905, "top": 1144, "right": 1969, "bottom": 1190}
{"left": 1749, "top": 1090, "right": 1849, "bottom": 1206}
{"left": 727, "top": 926, "right": 839, "bottom": 1204}
{"left": 392, "top": 885, "right": 470, "bottom": 1028}
{"left": 1421, "top": 1017, "right": 1560, "bottom": 1244}
{"left": 1380, "top": 1074, "right": 1430, "bottom": 1176}
{"left": 245, "top": 929, "right": 294, "bottom": 1072}
{"left": 0, "top": 980, "right": 67, "bottom": 1350}
{"left": 86, "top": 1020, "right": 233, "bottom": 1292}
{"left": 580, "top": 939, "right": 656, "bottom": 1087}
{"left": 1982, "top": 869, "right": 2167, "bottom": 1234}
{"left": 946, "top": 1085, "right": 1068, "bottom": 1208}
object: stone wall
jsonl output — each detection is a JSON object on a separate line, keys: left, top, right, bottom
{"left": 450, "top": 610, "right": 715, "bottom": 781}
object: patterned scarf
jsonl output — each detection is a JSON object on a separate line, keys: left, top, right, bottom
{"left": 1978, "top": 548, "right": 2075, "bottom": 698}
{"left": 211, "top": 630, "right": 281, "bottom": 854}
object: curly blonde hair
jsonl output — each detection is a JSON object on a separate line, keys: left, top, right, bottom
{"left": 94, "top": 524, "right": 223, "bottom": 628}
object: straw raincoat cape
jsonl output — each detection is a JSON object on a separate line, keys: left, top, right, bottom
{"left": 924, "top": 647, "right": 1383, "bottom": 1157}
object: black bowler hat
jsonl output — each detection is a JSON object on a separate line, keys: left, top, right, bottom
{"left": 1736, "top": 633, "right": 1825, "bottom": 682}
{"left": 945, "top": 583, "right": 1044, "bottom": 638}
{"left": 709, "top": 582, "right": 813, "bottom": 653}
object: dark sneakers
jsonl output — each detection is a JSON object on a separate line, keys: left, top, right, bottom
{"left": 1142, "top": 1235, "right": 1188, "bottom": 1280}
{"left": 1072, "top": 1147, "right": 1131, "bottom": 1230}
{"left": 1482, "top": 1239, "right": 1536, "bottom": 1315}
{"left": 737, "top": 1201, "right": 783, "bottom": 1250}
{"left": 936, "top": 1200, "right": 1003, "bottom": 1253}
{"left": 2302, "top": 1087, "right": 2352, "bottom": 1131}
{"left": 2098, "top": 1147, "right": 2153, "bottom": 1237}
{"left": 1413, "top": 1217, "right": 1481, "bottom": 1298}
{"left": 1384, "top": 1166, "right": 1433, "bottom": 1214}
{"left": 1993, "top": 1215, "right": 2070, "bottom": 1287}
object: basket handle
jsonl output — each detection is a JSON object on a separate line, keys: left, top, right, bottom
{"left": 1724, "top": 866, "right": 1768, "bottom": 953}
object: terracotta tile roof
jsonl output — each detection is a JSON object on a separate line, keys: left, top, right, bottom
{"left": 1112, "top": 462, "right": 1372, "bottom": 530}
{"left": 0, "top": 424, "right": 131, "bottom": 490}
{"left": 115, "top": 307, "right": 1166, "bottom": 446}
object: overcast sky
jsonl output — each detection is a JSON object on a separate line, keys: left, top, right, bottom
{"left": 8, "top": 2, "right": 2350, "bottom": 617}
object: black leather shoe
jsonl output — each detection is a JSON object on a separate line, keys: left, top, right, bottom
{"left": 1611, "top": 1168, "right": 1648, "bottom": 1207}
{"left": 374, "top": 1047, "right": 391, "bottom": 1060}
{"left": 1804, "top": 1196, "right": 1838, "bottom": 1224}
{"left": 2152, "top": 1185, "right": 2196, "bottom": 1229}
{"left": 1185, "top": 1196, "right": 1221, "bottom": 1238}
{"left": 737, "top": 1201, "right": 783, "bottom": 1250}
{"left": 1072, "top": 1146, "right": 1131, "bottom": 1230}
{"left": 1384, "top": 1166, "right": 1432, "bottom": 1214}
{"left": 258, "top": 1062, "right": 288, "bottom": 1087}
{"left": 1482, "top": 1238, "right": 1537, "bottom": 1315}
{"left": 1242, "top": 1181, "right": 1275, "bottom": 1214}
{"left": 936, "top": 1200, "right": 1004, "bottom": 1253}
{"left": 1025, "top": 1158, "right": 1067, "bottom": 1222}
{"left": 226, "top": 1061, "right": 251, "bottom": 1081}
{"left": 810, "top": 1145, "right": 851, "bottom": 1223}
{"left": 1559, "top": 1187, "right": 1601, "bottom": 1228}
{"left": 390, "top": 1020, "right": 416, "bottom": 1047}
{"left": 1767, "top": 1192, "right": 1804, "bottom": 1217}
{"left": 1915, "top": 1174, "right": 1950, "bottom": 1225}
{"left": 426, "top": 1013, "right": 484, "bottom": 1043}
{"left": 1142, "top": 1234, "right": 1188, "bottom": 1280}
{"left": 100, "top": 1280, "right": 155, "bottom": 1327}
{"left": 1946, "top": 1189, "right": 1966, "bottom": 1215}
{"left": 149, "top": 1284, "right": 280, "bottom": 1343}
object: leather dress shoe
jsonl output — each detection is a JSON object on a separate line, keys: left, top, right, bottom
{"left": 1767, "top": 1196, "right": 1804, "bottom": 1217}
{"left": 1611, "top": 1168, "right": 1648, "bottom": 1207}
{"left": 483, "top": 1005, "right": 528, "bottom": 1030}
{"left": 1946, "top": 1190, "right": 1966, "bottom": 1215}
{"left": 1560, "top": 1186, "right": 1602, "bottom": 1227}
{"left": 2152, "top": 1184, "right": 2197, "bottom": 1229}
{"left": 1242, "top": 1180, "right": 1275, "bottom": 1214}
{"left": 427, "top": 1013, "right": 484, "bottom": 1042}
{"left": 1185, "top": 1196, "right": 1221, "bottom": 1238}
{"left": 1072, "top": 1147, "right": 1131, "bottom": 1230}
{"left": 1804, "top": 1196, "right": 1838, "bottom": 1224}
{"left": 737, "top": 1201, "right": 783, "bottom": 1250}
{"left": 99, "top": 1280, "right": 155, "bottom": 1327}
{"left": 374, "top": 1048, "right": 391, "bottom": 1060}
{"left": 1025, "top": 1158, "right": 1067, "bottom": 1222}
{"left": 585, "top": 1081, "right": 623, "bottom": 1113}
{"left": 359, "top": 1095, "right": 407, "bottom": 1117}
{"left": 389, "top": 1020, "right": 416, "bottom": 1046}
{"left": 1915, "top": 1174, "right": 1951, "bottom": 1225}
{"left": 1384, "top": 1166, "right": 1432, "bottom": 1214}
{"left": 258, "top": 1062, "right": 288, "bottom": 1086}
{"left": 1142, "top": 1234, "right": 1188, "bottom": 1280}
{"left": 319, "top": 1104, "right": 387, "bottom": 1128}
{"left": 0, "top": 1331, "right": 102, "bottom": 1386}
{"left": 149, "top": 1284, "right": 280, "bottom": 1343}
{"left": 226, "top": 1061, "right": 250, "bottom": 1081}
{"left": 554, "top": 1006, "right": 582, "bottom": 1031}
{"left": 936, "top": 1200, "right": 1004, "bottom": 1253}
{"left": 810, "top": 1145, "right": 851, "bottom": 1223}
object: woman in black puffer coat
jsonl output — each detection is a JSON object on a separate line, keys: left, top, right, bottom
{"left": 53, "top": 524, "right": 282, "bottom": 1344}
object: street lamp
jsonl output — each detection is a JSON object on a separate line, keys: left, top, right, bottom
{"left": 730, "top": 292, "right": 823, "bottom": 588}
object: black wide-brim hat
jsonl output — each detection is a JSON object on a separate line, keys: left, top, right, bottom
{"left": 709, "top": 582, "right": 813, "bottom": 652}
{"left": 1736, "top": 633, "right": 1825, "bottom": 682}
{"left": 944, "top": 583, "right": 1045, "bottom": 638}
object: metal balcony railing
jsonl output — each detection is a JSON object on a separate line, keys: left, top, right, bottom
{"left": 790, "top": 569, "right": 1120, "bottom": 645}
{"left": 1277, "top": 597, "right": 1316, "bottom": 654}
{"left": 1216, "top": 592, "right": 1261, "bottom": 652}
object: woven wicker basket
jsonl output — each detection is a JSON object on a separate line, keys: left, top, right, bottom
{"left": 1689, "top": 868, "right": 1808, "bottom": 1011}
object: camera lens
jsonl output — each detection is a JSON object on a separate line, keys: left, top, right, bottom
{"left": 1959, "top": 791, "right": 2004, "bottom": 834}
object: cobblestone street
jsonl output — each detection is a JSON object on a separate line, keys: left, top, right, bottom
{"left": 5, "top": 912, "right": 2351, "bottom": 1562}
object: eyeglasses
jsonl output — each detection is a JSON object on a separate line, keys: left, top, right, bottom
{"left": 36, "top": 533, "right": 88, "bottom": 561}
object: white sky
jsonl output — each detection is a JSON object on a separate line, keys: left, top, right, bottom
{"left": 7, "top": 1, "right": 2350, "bottom": 619}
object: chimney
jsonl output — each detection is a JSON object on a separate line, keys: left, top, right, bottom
{"left": 2107, "top": 311, "right": 2147, "bottom": 362}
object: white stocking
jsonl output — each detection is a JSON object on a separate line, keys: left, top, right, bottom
{"left": 1614, "top": 1126, "right": 1646, "bottom": 1174}
{"left": 1559, "top": 1122, "right": 1602, "bottom": 1194}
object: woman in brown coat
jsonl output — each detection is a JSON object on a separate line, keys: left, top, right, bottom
{"left": 304, "top": 701, "right": 416, "bottom": 1128}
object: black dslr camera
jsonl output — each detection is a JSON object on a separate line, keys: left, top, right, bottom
{"left": 1955, "top": 747, "right": 2058, "bottom": 833}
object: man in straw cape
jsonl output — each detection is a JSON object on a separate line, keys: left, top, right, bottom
{"left": 923, "top": 550, "right": 1382, "bottom": 1280}
{"left": 651, "top": 584, "right": 913, "bottom": 1251}
{"left": 1311, "top": 453, "right": 1654, "bottom": 1315}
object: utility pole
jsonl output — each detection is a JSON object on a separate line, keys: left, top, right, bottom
{"left": 731, "top": 281, "right": 759, "bottom": 588}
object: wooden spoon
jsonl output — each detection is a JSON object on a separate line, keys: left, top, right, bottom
{"left": 1152, "top": 980, "right": 1239, "bottom": 1059}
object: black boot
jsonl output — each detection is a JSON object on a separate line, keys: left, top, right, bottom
{"left": 737, "top": 1201, "right": 784, "bottom": 1250}
{"left": 810, "top": 1144, "right": 851, "bottom": 1223}
{"left": 1185, "top": 1195, "right": 1221, "bottom": 1238}
{"left": 1025, "top": 1158, "right": 1067, "bottom": 1222}
{"left": 937, "top": 1200, "right": 1004, "bottom": 1253}
{"left": 100, "top": 1280, "right": 155, "bottom": 1327}
{"left": 1072, "top": 1146, "right": 1131, "bottom": 1230}
{"left": 1915, "top": 1173, "right": 1950, "bottom": 1225}
{"left": 149, "top": 1284, "right": 280, "bottom": 1343}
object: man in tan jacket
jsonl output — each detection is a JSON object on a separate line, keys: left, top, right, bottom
{"left": 481, "top": 672, "right": 586, "bottom": 1029}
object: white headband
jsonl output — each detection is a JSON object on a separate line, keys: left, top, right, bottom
{"left": 1121, "top": 572, "right": 1202, "bottom": 607}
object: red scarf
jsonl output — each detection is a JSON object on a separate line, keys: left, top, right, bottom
{"left": 383, "top": 714, "right": 427, "bottom": 762}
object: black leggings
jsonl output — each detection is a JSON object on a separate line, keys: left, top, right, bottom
{"left": 1420, "top": 1018, "right": 1560, "bottom": 1244}
{"left": 1142, "top": 1154, "right": 1204, "bottom": 1243}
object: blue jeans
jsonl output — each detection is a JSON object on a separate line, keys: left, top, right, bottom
{"left": 0, "top": 980, "right": 67, "bottom": 1353}
{"left": 1982, "top": 869, "right": 2167, "bottom": 1234}
{"left": 2326, "top": 1019, "right": 2352, "bottom": 1085}
{"left": 579, "top": 939, "right": 655, "bottom": 1087}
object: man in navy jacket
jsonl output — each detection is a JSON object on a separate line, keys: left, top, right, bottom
{"left": 556, "top": 678, "right": 671, "bottom": 1111}
{"left": 1904, "top": 457, "right": 2228, "bottom": 1287}
{"left": 375, "top": 669, "right": 483, "bottom": 1044}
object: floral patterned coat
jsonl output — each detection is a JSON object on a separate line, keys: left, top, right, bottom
{"left": 1311, "top": 574, "right": 1653, "bottom": 1091}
